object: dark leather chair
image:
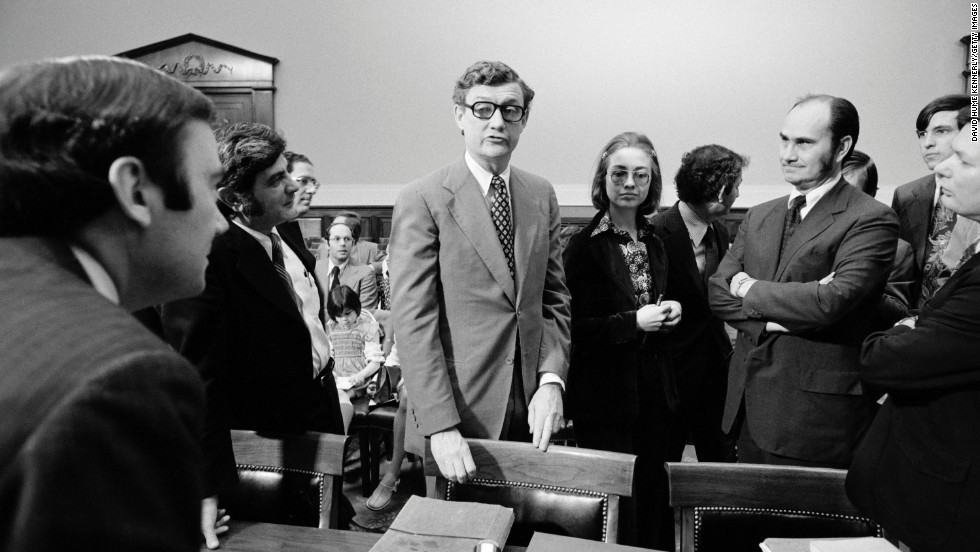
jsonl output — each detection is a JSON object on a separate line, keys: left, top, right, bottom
{"left": 220, "top": 430, "right": 346, "bottom": 528}
{"left": 424, "top": 438, "right": 636, "bottom": 546}
{"left": 666, "top": 462, "right": 889, "bottom": 552}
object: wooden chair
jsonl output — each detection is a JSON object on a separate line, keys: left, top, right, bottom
{"left": 424, "top": 438, "right": 636, "bottom": 546}
{"left": 666, "top": 462, "right": 887, "bottom": 552}
{"left": 221, "top": 430, "right": 346, "bottom": 529}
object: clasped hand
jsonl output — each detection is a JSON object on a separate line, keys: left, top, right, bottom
{"left": 636, "top": 300, "right": 682, "bottom": 332}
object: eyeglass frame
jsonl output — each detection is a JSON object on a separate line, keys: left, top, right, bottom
{"left": 607, "top": 169, "right": 652, "bottom": 186}
{"left": 293, "top": 175, "right": 320, "bottom": 189}
{"left": 462, "top": 101, "right": 527, "bottom": 123}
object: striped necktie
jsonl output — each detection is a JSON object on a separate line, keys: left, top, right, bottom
{"left": 270, "top": 233, "right": 300, "bottom": 310}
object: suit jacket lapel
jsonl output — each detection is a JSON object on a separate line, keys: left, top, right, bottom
{"left": 663, "top": 206, "right": 706, "bottom": 293}
{"left": 592, "top": 231, "right": 636, "bottom": 302}
{"left": 774, "top": 179, "right": 846, "bottom": 281}
{"left": 755, "top": 201, "right": 788, "bottom": 281}
{"left": 444, "top": 158, "right": 516, "bottom": 304}
{"left": 908, "top": 176, "right": 935, "bottom": 268}
{"left": 510, "top": 170, "right": 542, "bottom": 300}
{"left": 229, "top": 224, "right": 304, "bottom": 322}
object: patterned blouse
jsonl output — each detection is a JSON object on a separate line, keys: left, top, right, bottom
{"left": 591, "top": 212, "right": 655, "bottom": 307}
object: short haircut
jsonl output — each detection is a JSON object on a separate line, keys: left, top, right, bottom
{"left": 675, "top": 144, "right": 749, "bottom": 205}
{"left": 590, "top": 132, "right": 662, "bottom": 216}
{"left": 792, "top": 94, "right": 859, "bottom": 159}
{"left": 0, "top": 56, "right": 214, "bottom": 237}
{"left": 214, "top": 123, "right": 285, "bottom": 218}
{"left": 452, "top": 61, "right": 535, "bottom": 114}
{"left": 284, "top": 151, "right": 311, "bottom": 173}
{"left": 334, "top": 211, "right": 363, "bottom": 240}
{"left": 326, "top": 221, "right": 353, "bottom": 241}
{"left": 916, "top": 94, "right": 970, "bottom": 132}
{"left": 326, "top": 284, "right": 361, "bottom": 321}
{"left": 842, "top": 150, "right": 878, "bottom": 197}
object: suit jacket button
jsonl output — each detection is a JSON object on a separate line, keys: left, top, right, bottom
{"left": 505, "top": 357, "right": 514, "bottom": 365}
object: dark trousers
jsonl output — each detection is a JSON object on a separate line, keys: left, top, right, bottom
{"left": 500, "top": 340, "right": 532, "bottom": 443}
{"left": 668, "top": 363, "right": 737, "bottom": 463}
{"left": 575, "top": 388, "right": 673, "bottom": 550}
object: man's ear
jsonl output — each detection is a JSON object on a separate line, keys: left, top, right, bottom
{"left": 453, "top": 104, "right": 465, "bottom": 133}
{"left": 836, "top": 136, "right": 854, "bottom": 164}
{"left": 217, "top": 186, "right": 241, "bottom": 213}
{"left": 107, "top": 156, "right": 153, "bottom": 228}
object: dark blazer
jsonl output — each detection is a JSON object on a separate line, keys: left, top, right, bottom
{"left": 708, "top": 179, "right": 898, "bottom": 464}
{"left": 0, "top": 238, "right": 203, "bottom": 551}
{"left": 649, "top": 203, "right": 733, "bottom": 381}
{"left": 891, "top": 174, "right": 935, "bottom": 308}
{"left": 847, "top": 252, "right": 980, "bottom": 552}
{"left": 562, "top": 210, "right": 670, "bottom": 424}
{"left": 162, "top": 220, "right": 344, "bottom": 496}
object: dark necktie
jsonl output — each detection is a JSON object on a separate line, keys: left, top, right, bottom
{"left": 330, "top": 265, "right": 340, "bottom": 291}
{"left": 779, "top": 195, "right": 806, "bottom": 263}
{"left": 270, "top": 233, "right": 300, "bottom": 308}
{"left": 920, "top": 200, "right": 957, "bottom": 303}
{"left": 703, "top": 224, "right": 720, "bottom": 282}
{"left": 488, "top": 175, "right": 515, "bottom": 278}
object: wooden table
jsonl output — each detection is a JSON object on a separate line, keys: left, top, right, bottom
{"left": 208, "top": 521, "right": 529, "bottom": 551}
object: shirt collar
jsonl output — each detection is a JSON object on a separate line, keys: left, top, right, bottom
{"left": 591, "top": 211, "right": 651, "bottom": 239}
{"left": 788, "top": 174, "right": 839, "bottom": 212}
{"left": 69, "top": 244, "right": 119, "bottom": 304}
{"left": 234, "top": 219, "right": 282, "bottom": 260}
{"left": 465, "top": 150, "right": 511, "bottom": 196}
{"left": 678, "top": 201, "right": 711, "bottom": 245}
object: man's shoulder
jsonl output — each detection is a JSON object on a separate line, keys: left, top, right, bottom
{"left": 648, "top": 203, "right": 682, "bottom": 232}
{"left": 510, "top": 165, "right": 552, "bottom": 189}
{"left": 894, "top": 174, "right": 935, "bottom": 201}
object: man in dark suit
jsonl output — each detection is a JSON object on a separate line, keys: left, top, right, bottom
{"left": 891, "top": 94, "right": 977, "bottom": 309}
{"left": 161, "top": 123, "right": 345, "bottom": 548}
{"left": 708, "top": 95, "right": 898, "bottom": 468}
{"left": 651, "top": 144, "right": 746, "bottom": 463}
{"left": 0, "top": 56, "right": 228, "bottom": 551}
{"left": 391, "top": 61, "right": 571, "bottom": 482}
{"left": 847, "top": 117, "right": 980, "bottom": 552}
{"left": 314, "top": 221, "right": 379, "bottom": 309}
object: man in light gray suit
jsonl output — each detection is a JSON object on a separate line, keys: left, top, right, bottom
{"left": 391, "top": 61, "right": 571, "bottom": 482}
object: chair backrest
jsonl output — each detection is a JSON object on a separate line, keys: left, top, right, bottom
{"left": 424, "top": 438, "right": 636, "bottom": 546}
{"left": 222, "top": 430, "right": 346, "bottom": 529}
{"left": 666, "top": 462, "right": 885, "bottom": 552}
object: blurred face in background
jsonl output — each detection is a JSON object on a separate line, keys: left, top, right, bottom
{"left": 290, "top": 161, "right": 318, "bottom": 215}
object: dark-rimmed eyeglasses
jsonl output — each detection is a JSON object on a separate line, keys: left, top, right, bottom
{"left": 294, "top": 176, "right": 319, "bottom": 189}
{"left": 464, "top": 102, "right": 526, "bottom": 123}
{"left": 608, "top": 169, "right": 651, "bottom": 186}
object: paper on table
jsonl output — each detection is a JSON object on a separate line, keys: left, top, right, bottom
{"left": 809, "top": 537, "right": 899, "bottom": 552}
{"left": 370, "top": 496, "right": 514, "bottom": 552}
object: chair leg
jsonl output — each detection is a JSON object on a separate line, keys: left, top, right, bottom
{"left": 359, "top": 428, "right": 372, "bottom": 497}
{"left": 369, "top": 428, "right": 382, "bottom": 491}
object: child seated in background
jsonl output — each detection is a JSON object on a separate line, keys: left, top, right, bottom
{"left": 326, "top": 285, "right": 384, "bottom": 432}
